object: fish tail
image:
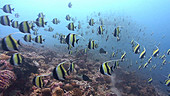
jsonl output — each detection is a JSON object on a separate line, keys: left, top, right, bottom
{"left": 17, "top": 40, "right": 22, "bottom": 46}
{"left": 11, "top": 19, "right": 13, "bottom": 22}
{"left": 45, "top": 22, "right": 47, "bottom": 25}
{"left": 12, "top": 8, "right": 15, "bottom": 11}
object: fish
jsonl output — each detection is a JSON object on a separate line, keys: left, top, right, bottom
{"left": 52, "top": 18, "right": 60, "bottom": 24}
{"left": 88, "top": 40, "right": 95, "bottom": 49}
{"left": 160, "top": 54, "right": 166, "bottom": 59}
{"left": 92, "top": 29, "right": 95, "bottom": 33}
{"left": 100, "top": 61, "right": 112, "bottom": 76}
{"left": 152, "top": 64, "right": 157, "bottom": 69}
{"left": 148, "top": 78, "right": 153, "bottom": 84}
{"left": 81, "top": 74, "right": 92, "bottom": 82}
{"left": 84, "top": 48, "right": 87, "bottom": 54}
{"left": 98, "top": 25, "right": 104, "bottom": 35}
{"left": 138, "top": 65, "right": 142, "bottom": 70}
{"left": 78, "top": 23, "right": 81, "bottom": 29}
{"left": 89, "top": 18, "right": 95, "bottom": 26}
{"left": 35, "top": 17, "right": 47, "bottom": 27}
{"left": 139, "top": 47, "right": 146, "bottom": 59}
{"left": 33, "top": 31, "right": 38, "bottom": 35}
{"left": 53, "top": 34, "right": 57, "bottom": 38}
{"left": 99, "top": 18, "right": 104, "bottom": 25}
{"left": 38, "top": 12, "right": 45, "bottom": 18}
{"left": 1, "top": 34, "right": 21, "bottom": 51}
{"left": 133, "top": 41, "right": 140, "bottom": 54}
{"left": 148, "top": 56, "right": 152, "bottom": 63}
{"left": 112, "top": 61, "right": 119, "bottom": 69}
{"left": 131, "top": 40, "right": 135, "bottom": 47}
{"left": 143, "top": 62, "right": 148, "bottom": 68}
{"left": 19, "top": 21, "right": 32, "bottom": 33}
{"left": 1, "top": 4, "right": 14, "bottom": 14}
{"left": 162, "top": 59, "right": 166, "bottom": 65}
{"left": 11, "top": 20, "right": 19, "bottom": 28}
{"left": 23, "top": 34, "right": 32, "bottom": 42}
{"left": 52, "top": 61, "right": 68, "bottom": 81}
{"left": 67, "top": 62, "right": 75, "bottom": 75}
{"left": 59, "top": 35, "right": 66, "bottom": 44}
{"left": 10, "top": 53, "right": 22, "bottom": 66}
{"left": 113, "top": 27, "right": 120, "bottom": 41}
{"left": 65, "top": 33, "right": 79, "bottom": 47}
{"left": 33, "top": 35, "right": 45, "bottom": 44}
{"left": 99, "top": 48, "right": 107, "bottom": 54}
{"left": 106, "top": 35, "right": 109, "bottom": 42}
{"left": 32, "top": 76, "right": 44, "bottom": 88}
{"left": 14, "top": 13, "right": 19, "bottom": 18}
{"left": 67, "top": 22, "right": 76, "bottom": 31}
{"left": 168, "top": 74, "right": 170, "bottom": 78}
{"left": 121, "top": 51, "right": 126, "bottom": 61}
{"left": 167, "top": 49, "right": 170, "bottom": 55}
{"left": 100, "top": 60, "right": 120, "bottom": 75}
{"left": 152, "top": 46, "right": 159, "bottom": 57}
{"left": 165, "top": 79, "right": 170, "bottom": 86}
{"left": 44, "top": 26, "right": 54, "bottom": 32}
{"left": 112, "top": 51, "right": 115, "bottom": 57}
{"left": 65, "top": 33, "right": 80, "bottom": 47}
{"left": 68, "top": 50, "right": 72, "bottom": 55}
{"left": 66, "top": 15, "right": 71, "bottom": 21}
{"left": 68, "top": 2, "right": 72, "bottom": 8}
{"left": 0, "top": 15, "right": 11, "bottom": 26}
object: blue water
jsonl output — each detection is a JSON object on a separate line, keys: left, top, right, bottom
{"left": 0, "top": 0, "right": 170, "bottom": 95}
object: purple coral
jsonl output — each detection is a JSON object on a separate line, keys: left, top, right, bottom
{"left": 0, "top": 70, "right": 16, "bottom": 92}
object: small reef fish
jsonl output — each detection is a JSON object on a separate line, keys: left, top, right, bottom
{"left": 167, "top": 49, "right": 170, "bottom": 55}
{"left": 52, "top": 18, "right": 60, "bottom": 24}
{"left": 68, "top": 2, "right": 72, "bottom": 8}
{"left": 35, "top": 17, "right": 47, "bottom": 27}
{"left": 98, "top": 25, "right": 104, "bottom": 35}
{"left": 32, "top": 76, "right": 44, "bottom": 88}
{"left": 23, "top": 34, "right": 32, "bottom": 42}
{"left": 10, "top": 53, "right": 22, "bottom": 66}
{"left": 88, "top": 40, "right": 95, "bottom": 49}
{"left": 152, "top": 46, "right": 159, "bottom": 57}
{"left": 99, "top": 48, "right": 107, "bottom": 54}
{"left": 38, "top": 12, "right": 45, "bottom": 18}
{"left": 19, "top": 21, "right": 32, "bottom": 33}
{"left": 148, "top": 78, "right": 153, "bottom": 84}
{"left": 11, "top": 20, "right": 19, "bottom": 28}
{"left": 52, "top": 61, "right": 68, "bottom": 81}
{"left": 89, "top": 18, "right": 95, "bottom": 26}
{"left": 1, "top": 4, "right": 14, "bottom": 14}
{"left": 1, "top": 34, "right": 21, "bottom": 51}
{"left": 33, "top": 35, "right": 45, "bottom": 44}
{"left": 121, "top": 51, "right": 126, "bottom": 61}
{"left": 0, "top": 15, "right": 11, "bottom": 26}
{"left": 67, "top": 22, "right": 76, "bottom": 31}
{"left": 65, "top": 33, "right": 79, "bottom": 47}
{"left": 139, "top": 47, "right": 146, "bottom": 59}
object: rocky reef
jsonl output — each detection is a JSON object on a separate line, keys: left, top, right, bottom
{"left": 0, "top": 45, "right": 162, "bottom": 96}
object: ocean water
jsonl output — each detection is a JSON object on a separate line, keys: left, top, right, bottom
{"left": 0, "top": 0, "right": 170, "bottom": 95}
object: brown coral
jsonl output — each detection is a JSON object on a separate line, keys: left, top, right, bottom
{"left": 42, "top": 88, "right": 52, "bottom": 96}
{"left": 72, "top": 88, "right": 82, "bottom": 96}
{"left": 63, "top": 83, "right": 73, "bottom": 91}
{"left": 0, "top": 54, "right": 10, "bottom": 60}
{"left": 52, "top": 87, "right": 64, "bottom": 96}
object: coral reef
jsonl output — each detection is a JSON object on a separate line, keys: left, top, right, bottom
{"left": 0, "top": 45, "right": 162, "bottom": 96}
{"left": 0, "top": 70, "right": 16, "bottom": 93}
{"left": 0, "top": 60, "right": 13, "bottom": 70}
{"left": 52, "top": 87, "right": 64, "bottom": 96}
